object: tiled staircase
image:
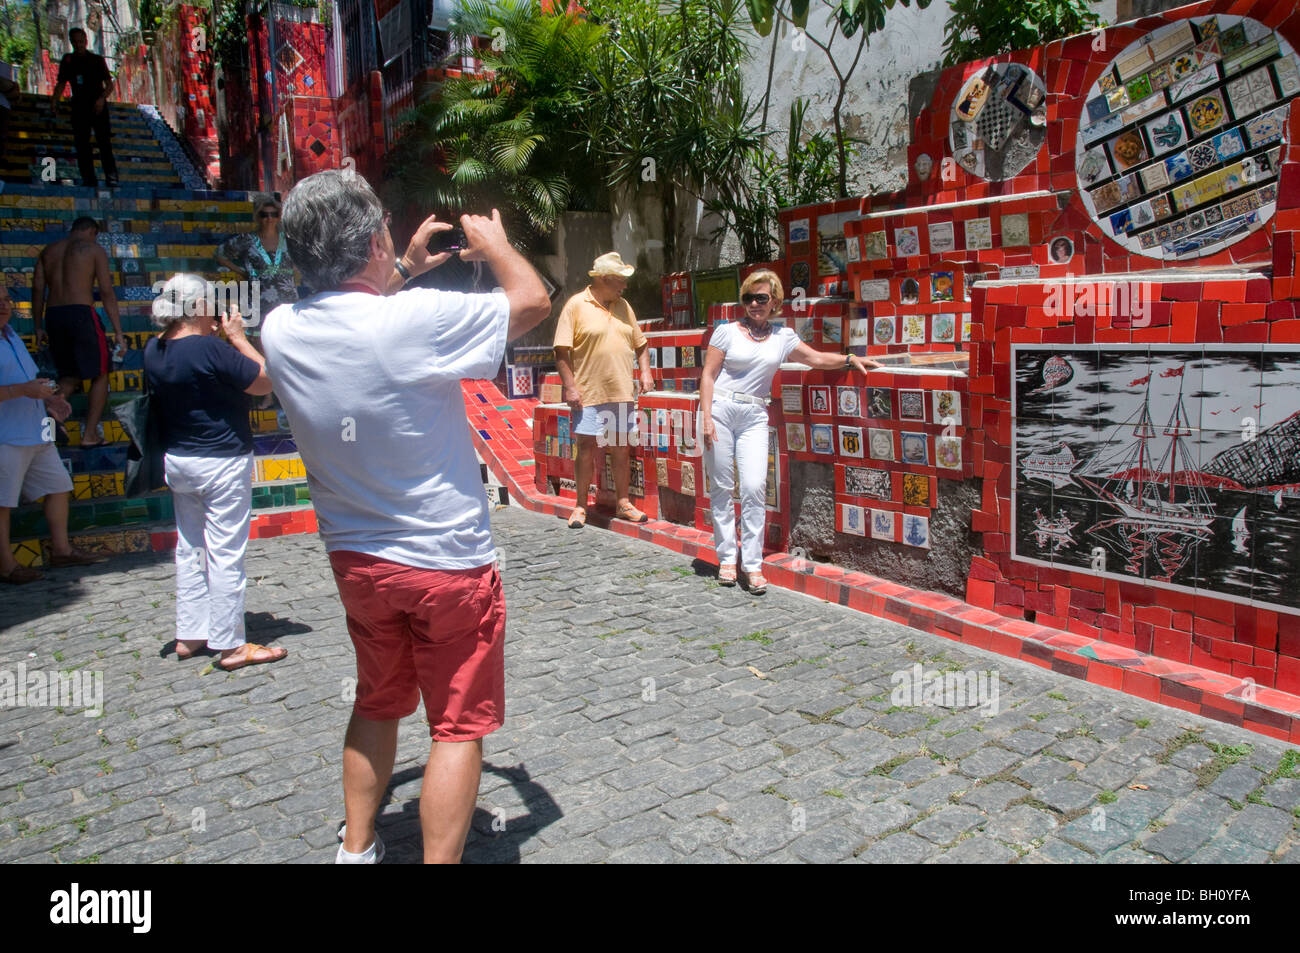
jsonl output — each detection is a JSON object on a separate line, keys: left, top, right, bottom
{"left": 3, "top": 93, "right": 317, "bottom": 569}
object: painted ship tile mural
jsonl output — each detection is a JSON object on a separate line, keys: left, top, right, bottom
{"left": 1013, "top": 346, "right": 1300, "bottom": 612}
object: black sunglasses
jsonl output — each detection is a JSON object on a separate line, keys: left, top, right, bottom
{"left": 259, "top": 210, "right": 280, "bottom": 219}
{"left": 741, "top": 293, "right": 771, "bottom": 305}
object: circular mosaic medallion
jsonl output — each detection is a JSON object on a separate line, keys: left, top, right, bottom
{"left": 1075, "top": 14, "right": 1300, "bottom": 259}
{"left": 949, "top": 62, "right": 1047, "bottom": 181}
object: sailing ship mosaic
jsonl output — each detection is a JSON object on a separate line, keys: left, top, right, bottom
{"left": 1013, "top": 346, "right": 1300, "bottom": 611}
{"left": 1075, "top": 14, "right": 1300, "bottom": 260}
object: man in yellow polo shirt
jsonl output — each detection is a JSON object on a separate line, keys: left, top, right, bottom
{"left": 554, "top": 252, "right": 654, "bottom": 528}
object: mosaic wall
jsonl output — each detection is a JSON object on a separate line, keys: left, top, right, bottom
{"left": 1076, "top": 14, "right": 1300, "bottom": 259}
{"left": 1014, "top": 346, "right": 1300, "bottom": 612}
{"left": 950, "top": 62, "right": 1047, "bottom": 180}
{"left": 763, "top": 0, "right": 1300, "bottom": 692}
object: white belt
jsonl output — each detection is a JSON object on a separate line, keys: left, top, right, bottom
{"left": 718, "top": 389, "right": 769, "bottom": 407}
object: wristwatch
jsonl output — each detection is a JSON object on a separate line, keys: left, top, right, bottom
{"left": 393, "top": 258, "right": 412, "bottom": 282}
{"left": 843, "top": 353, "right": 853, "bottom": 369}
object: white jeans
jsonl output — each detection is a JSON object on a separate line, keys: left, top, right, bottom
{"left": 702, "top": 399, "right": 769, "bottom": 573}
{"left": 164, "top": 452, "right": 254, "bottom": 651}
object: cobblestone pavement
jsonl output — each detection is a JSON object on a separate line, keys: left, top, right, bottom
{"left": 2, "top": 504, "right": 1300, "bottom": 864}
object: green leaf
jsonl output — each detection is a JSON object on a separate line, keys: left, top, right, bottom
{"left": 747, "top": 0, "right": 774, "bottom": 36}
{"left": 790, "top": 0, "right": 810, "bottom": 28}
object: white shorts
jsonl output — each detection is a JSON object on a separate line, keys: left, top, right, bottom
{"left": 0, "top": 442, "right": 74, "bottom": 507}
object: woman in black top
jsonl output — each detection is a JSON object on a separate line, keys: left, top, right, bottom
{"left": 144, "top": 273, "right": 285, "bottom": 671}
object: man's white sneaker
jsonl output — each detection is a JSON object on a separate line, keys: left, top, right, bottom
{"left": 335, "top": 824, "right": 385, "bottom": 864}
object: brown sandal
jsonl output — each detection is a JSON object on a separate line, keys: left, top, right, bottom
{"left": 567, "top": 506, "right": 587, "bottom": 529}
{"left": 218, "top": 643, "right": 287, "bottom": 671}
{"left": 0, "top": 565, "right": 42, "bottom": 585}
{"left": 616, "top": 502, "right": 648, "bottom": 523}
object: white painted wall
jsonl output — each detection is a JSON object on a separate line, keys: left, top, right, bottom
{"left": 739, "top": 1, "right": 1118, "bottom": 198}
{"left": 706, "top": 0, "right": 1122, "bottom": 270}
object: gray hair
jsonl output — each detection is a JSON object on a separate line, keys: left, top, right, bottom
{"left": 281, "top": 170, "right": 384, "bottom": 292}
{"left": 151, "top": 273, "right": 211, "bottom": 329}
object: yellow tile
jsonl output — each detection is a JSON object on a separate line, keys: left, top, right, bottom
{"left": 12, "top": 539, "right": 44, "bottom": 567}
{"left": 73, "top": 474, "right": 92, "bottom": 500}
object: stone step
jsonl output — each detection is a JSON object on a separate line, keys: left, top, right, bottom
{"left": 8, "top": 502, "right": 319, "bottom": 568}
{"left": 0, "top": 182, "right": 257, "bottom": 203}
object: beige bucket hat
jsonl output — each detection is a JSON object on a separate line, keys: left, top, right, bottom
{"left": 589, "top": 252, "right": 635, "bottom": 278}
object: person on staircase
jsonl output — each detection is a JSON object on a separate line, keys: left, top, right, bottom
{"left": 51, "top": 28, "right": 118, "bottom": 189}
{"left": 144, "top": 273, "right": 284, "bottom": 670}
{"left": 215, "top": 196, "right": 299, "bottom": 409}
{"left": 0, "top": 284, "right": 106, "bottom": 584}
{"left": 32, "top": 216, "right": 125, "bottom": 449}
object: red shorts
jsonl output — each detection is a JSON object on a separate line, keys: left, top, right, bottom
{"left": 328, "top": 551, "right": 505, "bottom": 740}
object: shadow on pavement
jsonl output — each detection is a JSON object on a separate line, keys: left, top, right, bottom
{"left": 0, "top": 547, "right": 175, "bottom": 631}
{"left": 373, "top": 761, "right": 562, "bottom": 864}
{"left": 156, "top": 612, "right": 313, "bottom": 660}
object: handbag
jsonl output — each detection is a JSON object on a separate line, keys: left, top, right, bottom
{"left": 113, "top": 347, "right": 166, "bottom": 496}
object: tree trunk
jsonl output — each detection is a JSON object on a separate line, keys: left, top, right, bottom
{"left": 760, "top": 1, "right": 783, "bottom": 131}
{"left": 832, "top": 29, "right": 869, "bottom": 199}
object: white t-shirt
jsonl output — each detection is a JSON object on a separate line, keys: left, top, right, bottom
{"left": 261, "top": 287, "right": 510, "bottom": 570}
{"left": 708, "top": 321, "right": 801, "bottom": 398}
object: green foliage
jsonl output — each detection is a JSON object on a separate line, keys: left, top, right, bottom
{"left": 0, "top": 0, "right": 39, "bottom": 68}
{"left": 1, "top": 31, "right": 33, "bottom": 67}
{"left": 387, "top": 0, "right": 768, "bottom": 264}
{"left": 387, "top": 0, "right": 606, "bottom": 241}
{"left": 747, "top": 0, "right": 932, "bottom": 40}
{"left": 113, "top": 29, "right": 143, "bottom": 59}
{"left": 705, "top": 98, "right": 846, "bottom": 262}
{"left": 213, "top": 0, "right": 250, "bottom": 68}
{"left": 941, "top": 0, "right": 1102, "bottom": 66}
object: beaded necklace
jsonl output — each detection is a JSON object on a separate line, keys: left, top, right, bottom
{"left": 740, "top": 315, "right": 773, "bottom": 342}
{"left": 250, "top": 231, "right": 287, "bottom": 279}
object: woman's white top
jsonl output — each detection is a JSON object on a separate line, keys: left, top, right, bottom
{"left": 708, "top": 321, "right": 801, "bottom": 399}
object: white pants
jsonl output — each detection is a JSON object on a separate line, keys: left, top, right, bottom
{"left": 164, "top": 452, "right": 254, "bottom": 651}
{"left": 702, "top": 399, "right": 769, "bottom": 572}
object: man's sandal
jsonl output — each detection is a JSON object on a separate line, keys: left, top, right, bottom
{"left": 0, "top": 565, "right": 42, "bottom": 585}
{"left": 567, "top": 506, "right": 587, "bottom": 529}
{"left": 746, "top": 572, "right": 768, "bottom": 595}
{"left": 218, "top": 643, "right": 288, "bottom": 671}
{"left": 616, "top": 502, "right": 648, "bottom": 523}
{"left": 718, "top": 565, "right": 737, "bottom": 586}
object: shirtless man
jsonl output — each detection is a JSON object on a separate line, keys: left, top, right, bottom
{"left": 33, "top": 217, "right": 125, "bottom": 448}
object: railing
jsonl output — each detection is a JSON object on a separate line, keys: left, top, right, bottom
{"left": 382, "top": 71, "right": 413, "bottom": 147}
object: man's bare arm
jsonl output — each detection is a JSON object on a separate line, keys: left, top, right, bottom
{"left": 460, "top": 211, "right": 549, "bottom": 340}
{"left": 94, "top": 248, "right": 123, "bottom": 341}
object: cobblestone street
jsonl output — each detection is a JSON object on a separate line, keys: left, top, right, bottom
{"left": 2, "top": 505, "right": 1299, "bottom": 864}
